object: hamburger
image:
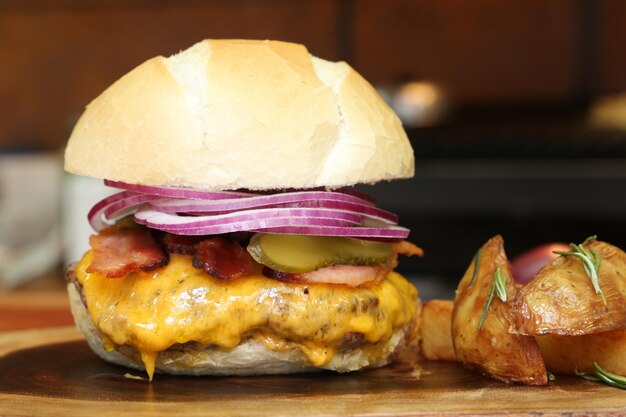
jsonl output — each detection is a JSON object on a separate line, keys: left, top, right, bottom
{"left": 64, "top": 39, "right": 422, "bottom": 379}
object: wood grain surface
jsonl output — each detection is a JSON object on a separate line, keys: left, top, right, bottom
{"left": 1, "top": 327, "right": 626, "bottom": 417}
{"left": 0, "top": 292, "right": 73, "bottom": 332}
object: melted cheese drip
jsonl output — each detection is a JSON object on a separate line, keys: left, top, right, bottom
{"left": 75, "top": 251, "right": 418, "bottom": 378}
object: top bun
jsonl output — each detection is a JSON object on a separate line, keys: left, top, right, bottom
{"left": 65, "top": 39, "right": 414, "bottom": 190}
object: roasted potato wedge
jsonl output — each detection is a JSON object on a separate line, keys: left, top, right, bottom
{"left": 420, "top": 299, "right": 455, "bottom": 361}
{"left": 452, "top": 235, "right": 547, "bottom": 385}
{"left": 513, "top": 239, "right": 626, "bottom": 335}
{"left": 420, "top": 300, "right": 626, "bottom": 378}
{"left": 538, "top": 329, "right": 626, "bottom": 376}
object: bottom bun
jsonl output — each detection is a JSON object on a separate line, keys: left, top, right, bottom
{"left": 67, "top": 283, "right": 415, "bottom": 376}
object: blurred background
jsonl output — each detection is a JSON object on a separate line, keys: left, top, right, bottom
{"left": 1, "top": 0, "right": 626, "bottom": 301}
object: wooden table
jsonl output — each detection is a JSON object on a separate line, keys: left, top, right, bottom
{"left": 0, "top": 291, "right": 74, "bottom": 332}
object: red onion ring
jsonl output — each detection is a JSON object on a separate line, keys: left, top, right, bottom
{"left": 104, "top": 180, "right": 255, "bottom": 200}
{"left": 159, "top": 223, "right": 409, "bottom": 239}
{"left": 87, "top": 191, "right": 137, "bottom": 230}
{"left": 90, "top": 180, "right": 409, "bottom": 241}
{"left": 134, "top": 207, "right": 363, "bottom": 230}
{"left": 87, "top": 191, "right": 161, "bottom": 231}
{"left": 334, "top": 187, "right": 376, "bottom": 204}
{"left": 148, "top": 192, "right": 396, "bottom": 223}
{"left": 136, "top": 214, "right": 359, "bottom": 236}
{"left": 255, "top": 225, "right": 410, "bottom": 240}
{"left": 103, "top": 193, "right": 162, "bottom": 221}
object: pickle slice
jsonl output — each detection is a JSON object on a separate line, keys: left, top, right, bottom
{"left": 247, "top": 233, "right": 393, "bottom": 273}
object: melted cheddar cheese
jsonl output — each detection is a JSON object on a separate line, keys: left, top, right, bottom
{"left": 75, "top": 251, "right": 418, "bottom": 378}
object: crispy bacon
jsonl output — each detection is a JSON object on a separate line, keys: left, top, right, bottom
{"left": 192, "top": 237, "right": 256, "bottom": 280}
{"left": 161, "top": 234, "right": 203, "bottom": 255}
{"left": 87, "top": 226, "right": 168, "bottom": 278}
{"left": 393, "top": 240, "right": 424, "bottom": 258}
{"left": 262, "top": 267, "right": 300, "bottom": 283}
{"left": 388, "top": 240, "right": 424, "bottom": 269}
{"left": 264, "top": 264, "right": 389, "bottom": 287}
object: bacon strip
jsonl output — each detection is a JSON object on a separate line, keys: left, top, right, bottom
{"left": 160, "top": 234, "right": 203, "bottom": 255}
{"left": 393, "top": 240, "right": 424, "bottom": 258}
{"left": 87, "top": 226, "right": 168, "bottom": 278}
{"left": 264, "top": 264, "right": 388, "bottom": 287}
{"left": 192, "top": 237, "right": 256, "bottom": 280}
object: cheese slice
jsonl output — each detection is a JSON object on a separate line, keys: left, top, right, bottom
{"left": 75, "top": 251, "right": 418, "bottom": 378}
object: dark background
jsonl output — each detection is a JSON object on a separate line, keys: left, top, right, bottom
{"left": 2, "top": 0, "right": 625, "bottom": 296}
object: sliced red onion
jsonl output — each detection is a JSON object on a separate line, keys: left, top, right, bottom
{"left": 104, "top": 180, "right": 255, "bottom": 200}
{"left": 334, "top": 187, "right": 376, "bottom": 204}
{"left": 180, "top": 201, "right": 396, "bottom": 224}
{"left": 136, "top": 214, "right": 358, "bottom": 236}
{"left": 134, "top": 207, "right": 363, "bottom": 230}
{"left": 255, "top": 225, "right": 410, "bottom": 240}
{"left": 87, "top": 191, "right": 137, "bottom": 231}
{"left": 90, "top": 180, "right": 409, "bottom": 240}
{"left": 103, "top": 193, "right": 161, "bottom": 221}
{"left": 148, "top": 192, "right": 395, "bottom": 223}
{"left": 149, "top": 222, "right": 409, "bottom": 240}
{"left": 87, "top": 191, "right": 160, "bottom": 231}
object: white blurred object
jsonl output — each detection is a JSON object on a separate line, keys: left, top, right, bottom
{"left": 379, "top": 81, "right": 449, "bottom": 128}
{"left": 0, "top": 153, "right": 62, "bottom": 288}
{"left": 62, "top": 174, "right": 115, "bottom": 265}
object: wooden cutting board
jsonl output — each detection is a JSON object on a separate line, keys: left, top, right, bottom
{"left": 1, "top": 327, "right": 625, "bottom": 417}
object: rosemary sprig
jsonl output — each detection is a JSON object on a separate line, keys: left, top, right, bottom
{"left": 477, "top": 267, "right": 507, "bottom": 330}
{"left": 468, "top": 248, "right": 482, "bottom": 288}
{"left": 493, "top": 268, "right": 508, "bottom": 302}
{"left": 553, "top": 235, "right": 605, "bottom": 304}
{"left": 578, "top": 362, "right": 626, "bottom": 390}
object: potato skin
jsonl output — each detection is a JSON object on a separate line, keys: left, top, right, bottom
{"left": 452, "top": 235, "right": 547, "bottom": 385}
{"left": 538, "top": 329, "right": 626, "bottom": 376}
{"left": 420, "top": 300, "right": 455, "bottom": 361}
{"left": 427, "top": 238, "right": 626, "bottom": 385}
{"left": 420, "top": 301, "right": 626, "bottom": 379}
{"left": 512, "top": 240, "right": 626, "bottom": 336}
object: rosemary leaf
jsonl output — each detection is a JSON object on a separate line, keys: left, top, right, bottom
{"left": 591, "top": 248, "right": 601, "bottom": 271}
{"left": 553, "top": 236, "right": 604, "bottom": 304}
{"left": 578, "top": 363, "right": 626, "bottom": 390}
{"left": 579, "top": 371, "right": 602, "bottom": 382}
{"left": 469, "top": 248, "right": 482, "bottom": 288}
{"left": 583, "top": 235, "right": 598, "bottom": 245}
{"left": 477, "top": 268, "right": 507, "bottom": 330}
{"left": 593, "top": 372, "right": 626, "bottom": 390}
{"left": 594, "top": 362, "right": 626, "bottom": 385}
{"left": 494, "top": 268, "right": 507, "bottom": 302}
{"left": 477, "top": 282, "right": 496, "bottom": 330}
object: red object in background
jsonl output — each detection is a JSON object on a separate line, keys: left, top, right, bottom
{"left": 511, "top": 243, "right": 571, "bottom": 284}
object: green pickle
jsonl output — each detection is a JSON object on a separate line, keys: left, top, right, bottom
{"left": 247, "top": 233, "right": 392, "bottom": 273}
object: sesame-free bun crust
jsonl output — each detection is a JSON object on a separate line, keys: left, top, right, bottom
{"left": 64, "top": 39, "right": 414, "bottom": 190}
{"left": 67, "top": 283, "right": 413, "bottom": 376}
